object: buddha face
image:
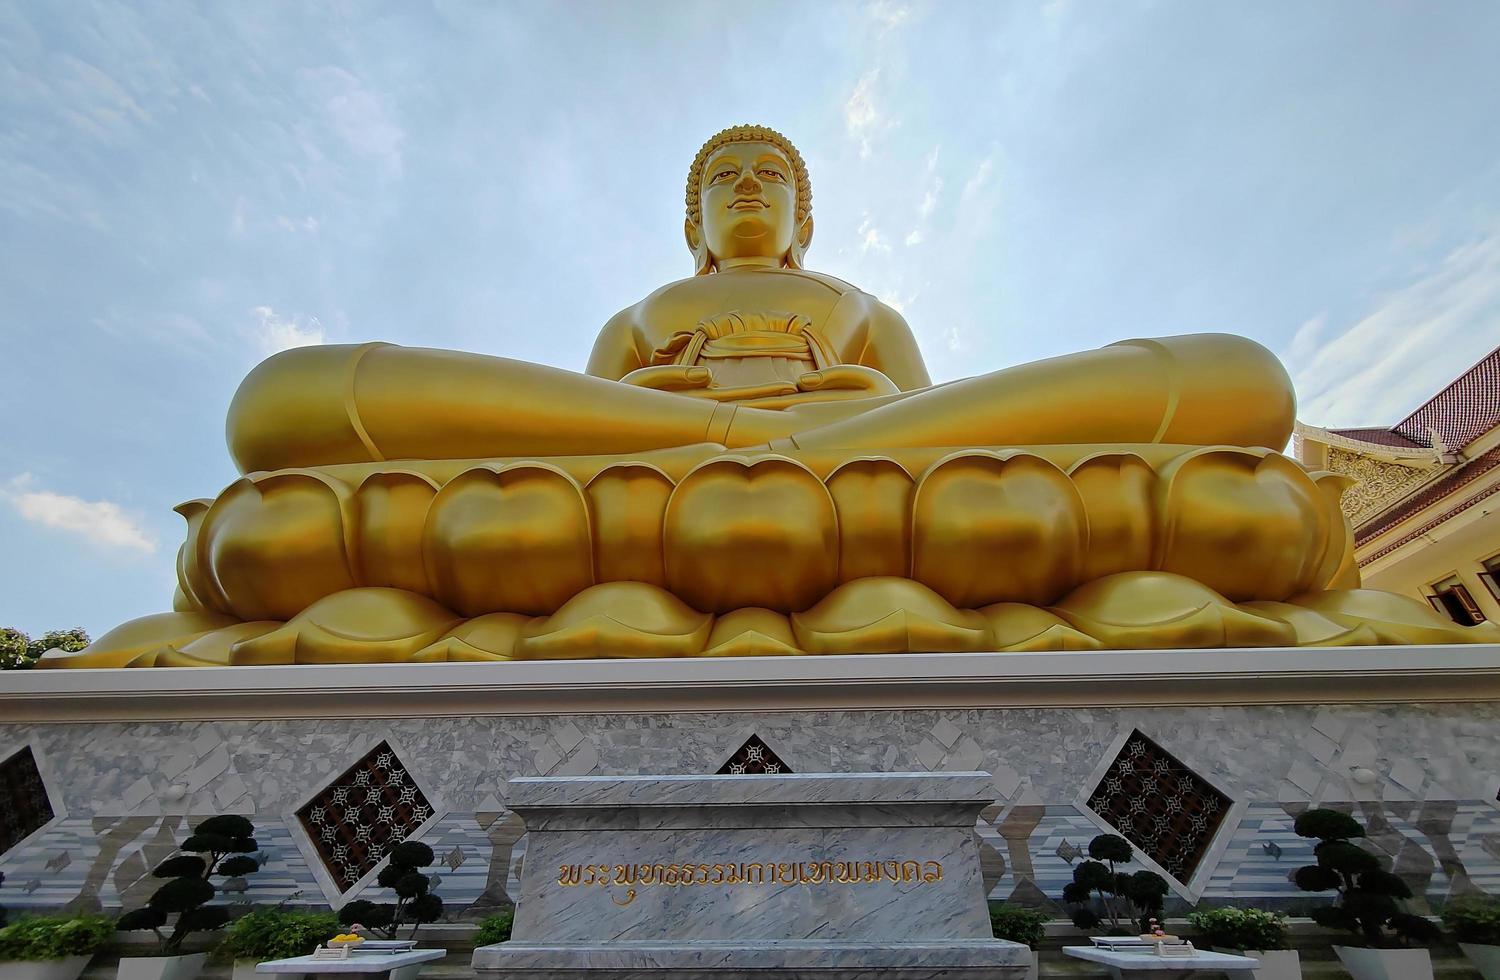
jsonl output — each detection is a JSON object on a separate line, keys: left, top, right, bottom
{"left": 690, "top": 140, "right": 812, "bottom": 269}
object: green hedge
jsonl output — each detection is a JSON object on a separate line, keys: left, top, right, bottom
{"left": 0, "top": 916, "right": 115, "bottom": 961}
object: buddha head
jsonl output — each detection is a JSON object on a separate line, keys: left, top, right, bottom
{"left": 685, "top": 124, "right": 813, "bottom": 275}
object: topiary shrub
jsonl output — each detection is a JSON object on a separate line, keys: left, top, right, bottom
{"left": 474, "top": 909, "right": 514, "bottom": 947}
{"left": 0, "top": 915, "right": 115, "bottom": 961}
{"left": 988, "top": 904, "right": 1047, "bottom": 950}
{"left": 337, "top": 841, "right": 443, "bottom": 940}
{"left": 1059, "top": 834, "right": 1170, "bottom": 934}
{"left": 1440, "top": 895, "right": 1500, "bottom": 946}
{"left": 1186, "top": 906, "right": 1289, "bottom": 951}
{"left": 1292, "top": 807, "right": 1441, "bottom": 949}
{"left": 116, "top": 815, "right": 261, "bottom": 955}
{"left": 218, "top": 908, "right": 338, "bottom": 962}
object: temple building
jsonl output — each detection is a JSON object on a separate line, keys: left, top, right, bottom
{"left": 1295, "top": 343, "right": 1500, "bottom": 626}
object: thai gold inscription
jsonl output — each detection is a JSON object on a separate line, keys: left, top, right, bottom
{"left": 556, "top": 860, "right": 942, "bottom": 889}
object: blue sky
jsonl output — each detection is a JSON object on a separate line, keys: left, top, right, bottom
{"left": 3, "top": 1, "right": 1499, "bottom": 638}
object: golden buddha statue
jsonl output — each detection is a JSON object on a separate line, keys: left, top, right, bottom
{"left": 44, "top": 124, "right": 1497, "bottom": 667}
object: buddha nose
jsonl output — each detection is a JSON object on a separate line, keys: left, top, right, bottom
{"left": 734, "top": 171, "right": 762, "bottom": 194}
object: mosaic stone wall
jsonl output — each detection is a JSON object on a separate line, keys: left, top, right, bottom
{"left": 2, "top": 704, "right": 1498, "bottom": 916}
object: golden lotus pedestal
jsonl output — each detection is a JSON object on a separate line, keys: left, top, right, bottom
{"left": 41, "top": 440, "right": 1498, "bottom": 669}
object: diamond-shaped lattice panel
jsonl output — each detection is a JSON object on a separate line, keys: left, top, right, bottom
{"left": 297, "top": 741, "right": 433, "bottom": 891}
{"left": 1086, "top": 730, "right": 1230, "bottom": 882}
{"left": 1, "top": 746, "right": 53, "bottom": 856}
{"left": 717, "top": 734, "right": 791, "bottom": 775}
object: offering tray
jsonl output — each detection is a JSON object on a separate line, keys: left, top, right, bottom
{"left": 349, "top": 941, "right": 418, "bottom": 954}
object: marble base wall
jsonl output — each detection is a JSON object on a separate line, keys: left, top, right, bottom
{"left": 3, "top": 701, "right": 1500, "bottom": 916}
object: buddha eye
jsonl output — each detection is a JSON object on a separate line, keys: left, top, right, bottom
{"left": 758, "top": 169, "right": 784, "bottom": 181}
{"left": 713, "top": 169, "right": 737, "bottom": 182}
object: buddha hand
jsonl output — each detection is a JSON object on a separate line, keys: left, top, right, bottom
{"left": 794, "top": 365, "right": 899, "bottom": 397}
{"left": 620, "top": 364, "right": 716, "bottom": 393}
{"left": 620, "top": 363, "right": 798, "bottom": 402}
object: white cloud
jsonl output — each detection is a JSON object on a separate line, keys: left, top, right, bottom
{"left": 298, "top": 66, "right": 405, "bottom": 175}
{"left": 276, "top": 214, "right": 320, "bottom": 233}
{"left": 960, "top": 155, "right": 996, "bottom": 205}
{"left": 1291, "top": 230, "right": 1500, "bottom": 427}
{"left": 869, "top": 1, "right": 911, "bottom": 33}
{"left": 230, "top": 197, "right": 248, "bottom": 238}
{"left": 251, "top": 305, "right": 326, "bottom": 355}
{"left": 1282, "top": 313, "right": 1327, "bottom": 368}
{"left": 3, "top": 475, "right": 156, "bottom": 553}
{"left": 844, "top": 70, "right": 882, "bottom": 158}
{"left": 905, "top": 229, "right": 923, "bottom": 246}
{"left": 857, "top": 215, "right": 890, "bottom": 254}
{"left": 919, "top": 186, "right": 941, "bottom": 220}
{"left": 916, "top": 147, "right": 943, "bottom": 219}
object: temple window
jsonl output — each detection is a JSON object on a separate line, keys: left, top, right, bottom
{"left": 1426, "top": 574, "right": 1487, "bottom": 626}
{"left": 1480, "top": 555, "right": 1500, "bottom": 605}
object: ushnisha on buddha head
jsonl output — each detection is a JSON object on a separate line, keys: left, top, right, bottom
{"left": 685, "top": 124, "right": 813, "bottom": 275}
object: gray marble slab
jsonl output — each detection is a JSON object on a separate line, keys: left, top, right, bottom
{"left": 472, "top": 940, "right": 1032, "bottom": 979}
{"left": 474, "top": 772, "right": 1027, "bottom": 979}
{"left": 506, "top": 772, "right": 999, "bottom": 832}
{"left": 504, "top": 772, "right": 998, "bottom": 807}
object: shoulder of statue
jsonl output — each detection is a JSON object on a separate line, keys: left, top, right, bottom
{"left": 632, "top": 274, "right": 707, "bottom": 310}
{"left": 780, "top": 267, "right": 862, "bottom": 296}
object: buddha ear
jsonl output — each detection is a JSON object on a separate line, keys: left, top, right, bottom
{"left": 685, "top": 217, "right": 713, "bottom": 276}
{"left": 787, "top": 214, "right": 814, "bottom": 270}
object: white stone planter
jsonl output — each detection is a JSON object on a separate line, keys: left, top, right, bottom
{"left": 1021, "top": 950, "right": 1038, "bottom": 980}
{"left": 1334, "top": 945, "right": 1433, "bottom": 980}
{"left": 115, "top": 953, "right": 207, "bottom": 980}
{"left": 1461, "top": 943, "right": 1500, "bottom": 980}
{"left": 230, "top": 960, "right": 260, "bottom": 980}
{"left": 0, "top": 957, "right": 93, "bottom": 980}
{"left": 1232, "top": 949, "right": 1301, "bottom": 980}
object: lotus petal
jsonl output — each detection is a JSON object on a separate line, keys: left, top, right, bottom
{"left": 792, "top": 577, "right": 992, "bottom": 654}
{"left": 37, "top": 611, "right": 240, "bottom": 669}
{"left": 172, "top": 498, "right": 223, "bottom": 613}
{"left": 424, "top": 463, "right": 594, "bottom": 616}
{"left": 826, "top": 457, "right": 914, "bottom": 582}
{"left": 1052, "top": 571, "right": 1295, "bottom": 648}
{"left": 516, "top": 582, "right": 712, "bottom": 659}
{"left": 1289, "top": 589, "right": 1500, "bottom": 645}
{"left": 200, "top": 470, "right": 358, "bottom": 621}
{"left": 912, "top": 451, "right": 1085, "bottom": 607}
{"left": 978, "top": 603, "right": 1104, "bottom": 651}
{"left": 229, "top": 588, "right": 462, "bottom": 664}
{"left": 1156, "top": 449, "right": 1328, "bottom": 600}
{"left": 665, "top": 455, "right": 837, "bottom": 612}
{"left": 1305, "top": 470, "right": 1361, "bottom": 590}
{"left": 1239, "top": 601, "right": 1379, "bottom": 647}
{"left": 356, "top": 471, "right": 439, "bottom": 594}
{"left": 701, "top": 608, "right": 802, "bottom": 657}
{"left": 150, "top": 621, "right": 284, "bottom": 667}
{"left": 1068, "top": 452, "right": 1156, "bottom": 582}
{"left": 586, "top": 463, "right": 674, "bottom": 586}
{"left": 411, "top": 613, "right": 532, "bottom": 661}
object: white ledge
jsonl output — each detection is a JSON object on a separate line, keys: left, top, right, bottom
{"left": 2, "top": 645, "right": 1499, "bottom": 721}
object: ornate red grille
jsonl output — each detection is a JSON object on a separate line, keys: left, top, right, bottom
{"left": 296, "top": 741, "right": 433, "bottom": 891}
{"left": 717, "top": 735, "right": 792, "bottom": 775}
{"left": 1085, "top": 730, "right": 1230, "bottom": 882}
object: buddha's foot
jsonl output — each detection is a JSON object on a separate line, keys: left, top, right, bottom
{"left": 40, "top": 574, "right": 1499, "bottom": 667}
